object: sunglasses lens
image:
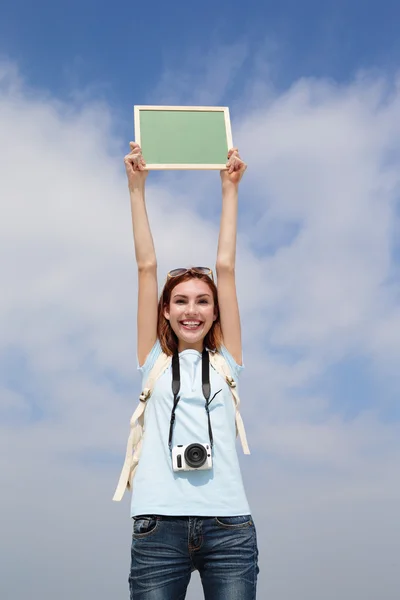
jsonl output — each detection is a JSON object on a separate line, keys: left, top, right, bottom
{"left": 193, "top": 267, "right": 214, "bottom": 281}
{"left": 193, "top": 267, "right": 211, "bottom": 275}
{"left": 168, "top": 268, "right": 187, "bottom": 278}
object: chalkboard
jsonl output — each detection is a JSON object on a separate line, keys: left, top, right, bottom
{"left": 134, "top": 106, "right": 233, "bottom": 170}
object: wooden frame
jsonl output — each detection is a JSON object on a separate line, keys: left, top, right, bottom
{"left": 134, "top": 105, "right": 233, "bottom": 170}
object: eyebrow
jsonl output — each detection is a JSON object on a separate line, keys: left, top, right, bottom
{"left": 172, "top": 293, "right": 211, "bottom": 299}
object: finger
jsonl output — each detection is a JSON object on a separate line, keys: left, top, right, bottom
{"left": 124, "top": 156, "right": 140, "bottom": 171}
{"left": 239, "top": 162, "right": 247, "bottom": 175}
{"left": 130, "top": 146, "right": 143, "bottom": 159}
{"left": 234, "top": 157, "right": 245, "bottom": 170}
{"left": 124, "top": 159, "right": 134, "bottom": 173}
{"left": 236, "top": 158, "right": 245, "bottom": 170}
{"left": 130, "top": 152, "right": 143, "bottom": 165}
{"left": 124, "top": 154, "right": 140, "bottom": 165}
{"left": 129, "top": 141, "right": 141, "bottom": 151}
{"left": 227, "top": 152, "right": 243, "bottom": 165}
{"left": 228, "top": 157, "right": 239, "bottom": 171}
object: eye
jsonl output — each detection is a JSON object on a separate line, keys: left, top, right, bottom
{"left": 175, "top": 299, "right": 185, "bottom": 304}
{"left": 199, "top": 299, "right": 209, "bottom": 304}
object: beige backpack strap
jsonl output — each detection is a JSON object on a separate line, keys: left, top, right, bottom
{"left": 112, "top": 351, "right": 171, "bottom": 501}
{"left": 209, "top": 352, "right": 251, "bottom": 455}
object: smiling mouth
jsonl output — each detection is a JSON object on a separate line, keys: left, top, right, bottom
{"left": 179, "top": 320, "right": 203, "bottom": 331}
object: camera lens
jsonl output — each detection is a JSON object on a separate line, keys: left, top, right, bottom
{"left": 184, "top": 443, "right": 207, "bottom": 468}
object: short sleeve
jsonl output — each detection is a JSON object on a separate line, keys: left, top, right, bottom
{"left": 137, "top": 339, "right": 163, "bottom": 384}
{"left": 219, "top": 345, "right": 244, "bottom": 381}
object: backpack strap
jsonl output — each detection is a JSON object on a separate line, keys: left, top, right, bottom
{"left": 209, "top": 352, "right": 251, "bottom": 455}
{"left": 112, "top": 351, "right": 172, "bottom": 501}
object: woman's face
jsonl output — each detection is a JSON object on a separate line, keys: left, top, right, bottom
{"left": 164, "top": 278, "right": 217, "bottom": 351}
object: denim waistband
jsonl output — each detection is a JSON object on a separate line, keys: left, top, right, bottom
{"left": 132, "top": 514, "right": 251, "bottom": 520}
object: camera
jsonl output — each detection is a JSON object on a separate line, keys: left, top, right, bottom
{"left": 172, "top": 443, "right": 212, "bottom": 472}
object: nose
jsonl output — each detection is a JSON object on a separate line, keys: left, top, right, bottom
{"left": 184, "top": 302, "right": 199, "bottom": 316}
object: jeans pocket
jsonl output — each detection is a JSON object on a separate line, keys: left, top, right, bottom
{"left": 215, "top": 514, "right": 253, "bottom": 528}
{"left": 132, "top": 515, "right": 159, "bottom": 537}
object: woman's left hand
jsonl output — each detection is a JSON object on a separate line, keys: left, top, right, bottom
{"left": 220, "top": 148, "right": 247, "bottom": 186}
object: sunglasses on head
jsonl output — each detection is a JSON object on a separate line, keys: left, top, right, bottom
{"left": 167, "top": 267, "right": 214, "bottom": 281}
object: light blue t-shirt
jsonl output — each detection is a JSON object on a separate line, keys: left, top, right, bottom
{"left": 130, "top": 340, "right": 251, "bottom": 517}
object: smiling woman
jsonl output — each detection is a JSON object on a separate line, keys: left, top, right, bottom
{"left": 117, "top": 141, "right": 259, "bottom": 600}
{"left": 159, "top": 275, "right": 222, "bottom": 355}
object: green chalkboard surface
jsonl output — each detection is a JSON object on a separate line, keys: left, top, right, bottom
{"left": 134, "top": 106, "right": 233, "bottom": 170}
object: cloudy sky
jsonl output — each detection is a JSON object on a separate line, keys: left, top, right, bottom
{"left": 1, "top": 1, "right": 400, "bottom": 599}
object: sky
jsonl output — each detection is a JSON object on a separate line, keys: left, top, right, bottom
{"left": 1, "top": 1, "right": 400, "bottom": 599}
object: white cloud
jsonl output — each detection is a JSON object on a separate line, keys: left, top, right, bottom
{"left": 152, "top": 40, "right": 249, "bottom": 105}
{"left": 1, "top": 57, "right": 400, "bottom": 600}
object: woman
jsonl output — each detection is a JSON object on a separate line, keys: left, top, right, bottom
{"left": 122, "top": 141, "right": 259, "bottom": 600}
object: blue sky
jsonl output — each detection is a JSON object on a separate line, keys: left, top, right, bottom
{"left": 1, "top": 2, "right": 400, "bottom": 600}
{"left": 2, "top": 0, "right": 400, "bottom": 130}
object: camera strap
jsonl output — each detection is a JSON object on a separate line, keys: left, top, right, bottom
{"left": 169, "top": 349, "right": 221, "bottom": 451}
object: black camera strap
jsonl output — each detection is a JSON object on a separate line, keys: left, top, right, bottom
{"left": 168, "top": 349, "right": 221, "bottom": 451}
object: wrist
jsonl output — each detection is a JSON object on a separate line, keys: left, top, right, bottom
{"left": 129, "top": 182, "right": 145, "bottom": 197}
{"left": 221, "top": 180, "right": 239, "bottom": 195}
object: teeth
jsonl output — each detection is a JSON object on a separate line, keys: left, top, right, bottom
{"left": 182, "top": 321, "right": 201, "bottom": 327}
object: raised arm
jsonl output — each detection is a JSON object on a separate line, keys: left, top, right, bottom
{"left": 216, "top": 148, "right": 247, "bottom": 365}
{"left": 124, "top": 142, "right": 158, "bottom": 366}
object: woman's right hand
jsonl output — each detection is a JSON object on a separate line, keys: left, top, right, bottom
{"left": 124, "top": 142, "right": 148, "bottom": 190}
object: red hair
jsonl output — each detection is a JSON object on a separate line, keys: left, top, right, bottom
{"left": 157, "top": 270, "right": 222, "bottom": 355}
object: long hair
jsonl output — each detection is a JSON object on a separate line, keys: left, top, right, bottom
{"left": 158, "top": 270, "right": 222, "bottom": 355}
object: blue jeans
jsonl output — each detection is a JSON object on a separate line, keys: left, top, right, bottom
{"left": 129, "top": 514, "right": 259, "bottom": 599}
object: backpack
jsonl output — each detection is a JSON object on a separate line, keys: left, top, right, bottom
{"left": 113, "top": 350, "right": 250, "bottom": 501}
